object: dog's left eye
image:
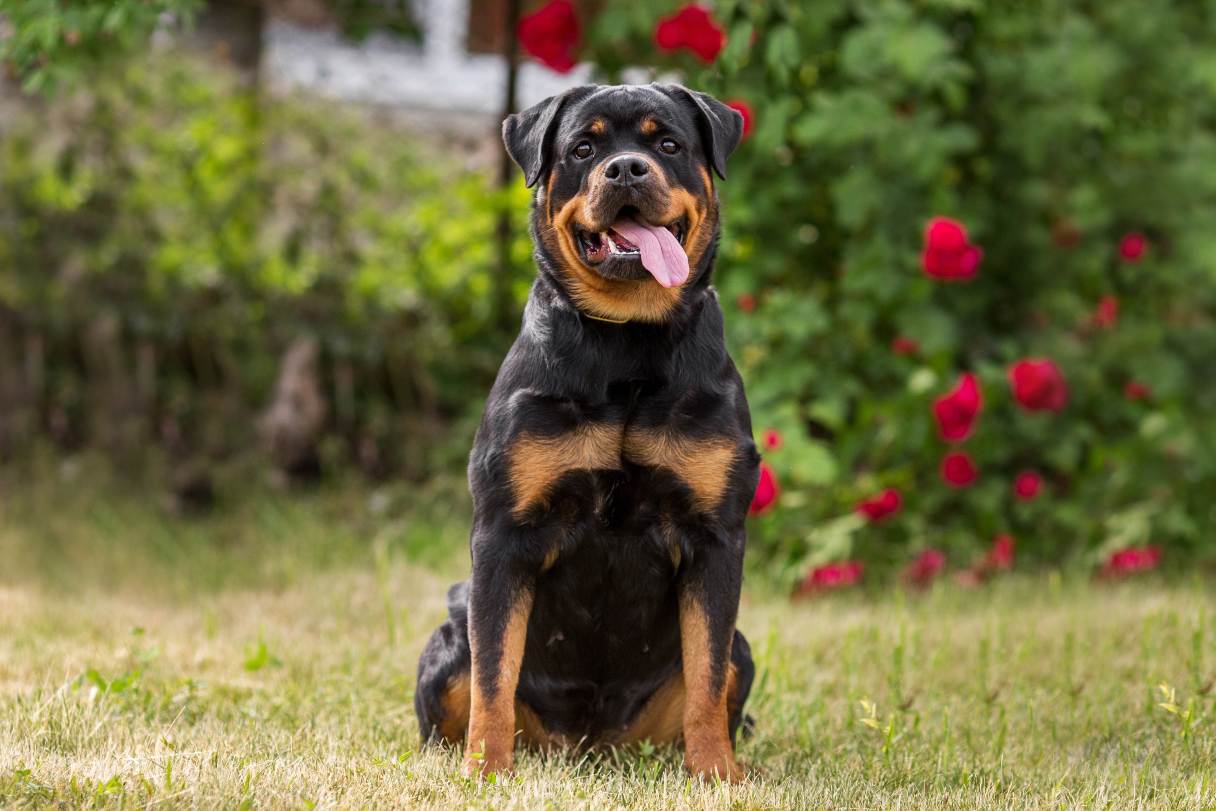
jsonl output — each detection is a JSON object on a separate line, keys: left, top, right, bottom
{"left": 572, "top": 142, "right": 594, "bottom": 159}
{"left": 658, "top": 138, "right": 680, "bottom": 155}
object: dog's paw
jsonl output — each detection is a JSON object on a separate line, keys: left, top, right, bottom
{"left": 461, "top": 741, "right": 514, "bottom": 780}
{"left": 461, "top": 752, "right": 514, "bottom": 780}
{"left": 684, "top": 751, "right": 748, "bottom": 784}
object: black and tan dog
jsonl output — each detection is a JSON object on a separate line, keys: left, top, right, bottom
{"left": 415, "top": 83, "right": 759, "bottom": 782}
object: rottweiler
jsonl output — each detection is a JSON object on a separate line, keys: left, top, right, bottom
{"left": 415, "top": 83, "right": 759, "bottom": 783}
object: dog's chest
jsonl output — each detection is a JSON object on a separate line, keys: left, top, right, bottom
{"left": 506, "top": 417, "right": 739, "bottom": 521}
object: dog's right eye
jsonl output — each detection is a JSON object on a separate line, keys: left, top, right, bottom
{"left": 572, "top": 142, "right": 594, "bottom": 160}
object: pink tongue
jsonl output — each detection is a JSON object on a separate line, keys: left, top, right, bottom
{"left": 610, "top": 218, "right": 690, "bottom": 288}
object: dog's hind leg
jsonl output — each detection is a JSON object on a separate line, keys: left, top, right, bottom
{"left": 415, "top": 581, "right": 554, "bottom": 752}
{"left": 727, "top": 629, "right": 755, "bottom": 746}
{"left": 415, "top": 582, "right": 473, "bottom": 744}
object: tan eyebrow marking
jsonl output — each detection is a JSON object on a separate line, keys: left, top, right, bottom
{"left": 640, "top": 117, "right": 659, "bottom": 135}
{"left": 588, "top": 118, "right": 607, "bottom": 135}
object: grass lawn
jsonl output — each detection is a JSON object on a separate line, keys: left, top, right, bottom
{"left": 2, "top": 466, "right": 1215, "bottom": 809}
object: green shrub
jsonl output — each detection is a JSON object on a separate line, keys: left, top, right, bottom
{"left": 582, "top": 0, "right": 1216, "bottom": 582}
{"left": 0, "top": 55, "right": 532, "bottom": 474}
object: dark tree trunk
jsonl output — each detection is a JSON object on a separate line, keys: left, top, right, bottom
{"left": 494, "top": 0, "right": 523, "bottom": 332}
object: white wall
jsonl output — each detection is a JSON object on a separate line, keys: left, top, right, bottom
{"left": 261, "top": 10, "right": 593, "bottom": 117}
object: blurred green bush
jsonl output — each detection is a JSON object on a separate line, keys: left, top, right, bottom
{"left": 0, "top": 56, "right": 532, "bottom": 479}
{"left": 584, "top": 0, "right": 1216, "bottom": 581}
{"left": 3, "top": 0, "right": 1216, "bottom": 580}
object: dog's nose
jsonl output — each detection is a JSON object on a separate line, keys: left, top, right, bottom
{"left": 603, "top": 155, "right": 650, "bottom": 185}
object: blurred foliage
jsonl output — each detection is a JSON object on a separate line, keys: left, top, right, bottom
{"left": 0, "top": 0, "right": 419, "bottom": 93}
{"left": 331, "top": 0, "right": 421, "bottom": 42}
{"left": 584, "top": 0, "right": 1216, "bottom": 582}
{"left": 4, "top": 1, "right": 1216, "bottom": 579}
{"left": 0, "top": 0, "right": 203, "bottom": 93}
{"left": 0, "top": 55, "right": 531, "bottom": 477}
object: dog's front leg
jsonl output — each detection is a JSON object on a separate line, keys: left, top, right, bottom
{"left": 678, "top": 528, "right": 747, "bottom": 783}
{"left": 463, "top": 521, "right": 536, "bottom": 778}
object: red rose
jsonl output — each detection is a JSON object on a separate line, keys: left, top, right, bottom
{"left": 903, "top": 548, "right": 946, "bottom": 587}
{"left": 921, "top": 217, "right": 983, "bottom": 281}
{"left": 761, "top": 428, "right": 782, "bottom": 451}
{"left": 959, "top": 534, "right": 1016, "bottom": 584}
{"left": 794, "top": 560, "right": 864, "bottom": 598}
{"left": 517, "top": 0, "right": 580, "bottom": 73}
{"left": 1101, "top": 545, "right": 1161, "bottom": 577}
{"left": 987, "top": 534, "right": 1015, "bottom": 570}
{"left": 726, "top": 100, "right": 753, "bottom": 138}
{"left": 1124, "top": 380, "right": 1150, "bottom": 401}
{"left": 748, "top": 462, "right": 778, "bottom": 515}
{"left": 1014, "top": 470, "right": 1042, "bottom": 501}
{"left": 932, "top": 372, "right": 982, "bottom": 442}
{"left": 654, "top": 5, "right": 726, "bottom": 63}
{"left": 856, "top": 488, "right": 901, "bottom": 523}
{"left": 941, "top": 451, "right": 977, "bottom": 488}
{"left": 891, "top": 336, "right": 919, "bottom": 356}
{"left": 736, "top": 292, "right": 756, "bottom": 312}
{"left": 1119, "top": 232, "right": 1147, "bottom": 262}
{"left": 1092, "top": 295, "right": 1119, "bottom": 329}
{"left": 1008, "top": 359, "right": 1068, "bottom": 412}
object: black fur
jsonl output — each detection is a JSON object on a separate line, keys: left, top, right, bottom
{"left": 417, "top": 84, "right": 757, "bottom": 755}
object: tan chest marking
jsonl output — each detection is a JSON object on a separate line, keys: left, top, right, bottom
{"left": 624, "top": 428, "right": 737, "bottom": 514}
{"left": 508, "top": 423, "right": 624, "bottom": 517}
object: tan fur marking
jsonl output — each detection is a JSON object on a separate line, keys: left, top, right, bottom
{"left": 589, "top": 118, "right": 607, "bottom": 135}
{"left": 725, "top": 663, "right": 742, "bottom": 719}
{"left": 438, "top": 672, "right": 561, "bottom": 750}
{"left": 508, "top": 423, "right": 624, "bottom": 517}
{"left": 541, "top": 544, "right": 560, "bottom": 572}
{"left": 624, "top": 428, "right": 737, "bottom": 514}
{"left": 515, "top": 700, "right": 564, "bottom": 748}
{"left": 666, "top": 180, "right": 715, "bottom": 272}
{"left": 437, "top": 673, "right": 471, "bottom": 743}
{"left": 465, "top": 594, "right": 532, "bottom": 776}
{"left": 541, "top": 177, "right": 691, "bottom": 322}
{"left": 540, "top": 164, "right": 713, "bottom": 323}
{"left": 640, "top": 117, "right": 659, "bottom": 135}
{"left": 661, "top": 516, "right": 683, "bottom": 569}
{"left": 612, "top": 672, "right": 685, "bottom": 746}
{"left": 679, "top": 600, "right": 745, "bottom": 782}
{"left": 611, "top": 661, "right": 741, "bottom": 748}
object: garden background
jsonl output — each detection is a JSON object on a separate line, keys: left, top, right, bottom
{"left": 4, "top": 1, "right": 1215, "bottom": 587}
{"left": 3, "top": 2, "right": 1216, "bottom": 806}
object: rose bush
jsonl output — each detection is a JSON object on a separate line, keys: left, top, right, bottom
{"left": 579, "top": 0, "right": 1216, "bottom": 588}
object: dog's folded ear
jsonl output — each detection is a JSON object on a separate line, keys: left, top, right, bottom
{"left": 657, "top": 85, "right": 744, "bottom": 181}
{"left": 503, "top": 86, "right": 596, "bottom": 188}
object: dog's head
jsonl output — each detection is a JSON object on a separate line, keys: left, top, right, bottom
{"left": 503, "top": 84, "right": 743, "bottom": 323}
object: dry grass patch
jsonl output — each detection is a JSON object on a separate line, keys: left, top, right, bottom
{"left": 2, "top": 478, "right": 1215, "bottom": 808}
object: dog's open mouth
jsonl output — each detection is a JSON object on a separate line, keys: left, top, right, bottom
{"left": 574, "top": 210, "right": 690, "bottom": 288}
